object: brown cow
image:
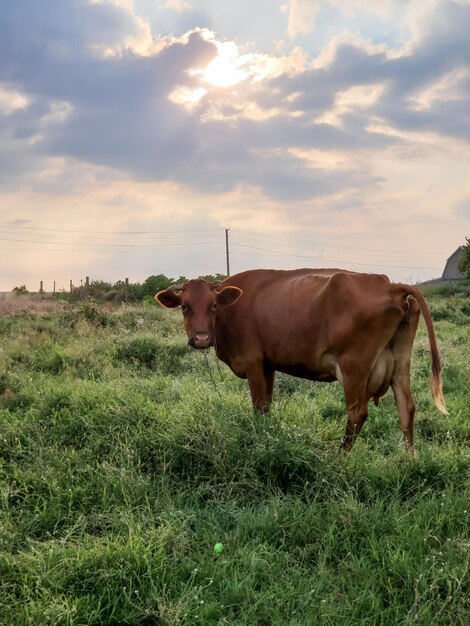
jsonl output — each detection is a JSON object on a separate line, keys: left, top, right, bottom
{"left": 155, "top": 268, "right": 447, "bottom": 451}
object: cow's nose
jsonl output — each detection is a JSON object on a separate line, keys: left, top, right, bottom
{"left": 189, "top": 331, "right": 211, "bottom": 349}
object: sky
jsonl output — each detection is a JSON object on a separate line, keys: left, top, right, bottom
{"left": 0, "top": 0, "right": 469, "bottom": 291}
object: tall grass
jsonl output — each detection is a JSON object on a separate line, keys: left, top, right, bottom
{"left": 0, "top": 296, "right": 469, "bottom": 625}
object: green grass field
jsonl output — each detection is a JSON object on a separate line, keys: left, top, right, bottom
{"left": 0, "top": 295, "right": 469, "bottom": 625}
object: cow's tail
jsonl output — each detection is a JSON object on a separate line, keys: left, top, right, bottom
{"left": 394, "top": 284, "right": 448, "bottom": 416}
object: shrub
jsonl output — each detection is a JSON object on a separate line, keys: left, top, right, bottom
{"left": 458, "top": 236, "right": 470, "bottom": 278}
{"left": 12, "top": 285, "right": 29, "bottom": 295}
{"left": 115, "top": 336, "right": 189, "bottom": 374}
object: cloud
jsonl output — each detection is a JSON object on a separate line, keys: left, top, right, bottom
{"left": 163, "top": 0, "right": 193, "bottom": 10}
{"left": 0, "top": 85, "right": 30, "bottom": 114}
{"left": 330, "top": 0, "right": 397, "bottom": 20}
{"left": 0, "top": 0, "right": 469, "bottom": 209}
{"left": 286, "top": 0, "right": 321, "bottom": 39}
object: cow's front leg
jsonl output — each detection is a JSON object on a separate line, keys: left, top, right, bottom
{"left": 246, "top": 363, "right": 275, "bottom": 413}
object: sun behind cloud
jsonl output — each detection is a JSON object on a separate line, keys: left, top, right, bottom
{"left": 195, "top": 39, "right": 252, "bottom": 88}
{"left": 169, "top": 32, "right": 253, "bottom": 107}
{"left": 187, "top": 36, "right": 253, "bottom": 87}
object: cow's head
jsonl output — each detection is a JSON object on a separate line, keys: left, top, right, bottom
{"left": 155, "top": 279, "right": 242, "bottom": 349}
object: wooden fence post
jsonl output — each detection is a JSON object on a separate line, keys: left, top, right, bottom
{"left": 39, "top": 280, "right": 44, "bottom": 294}
{"left": 124, "top": 277, "right": 129, "bottom": 303}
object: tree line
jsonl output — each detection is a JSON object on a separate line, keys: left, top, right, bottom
{"left": 13, "top": 273, "right": 228, "bottom": 303}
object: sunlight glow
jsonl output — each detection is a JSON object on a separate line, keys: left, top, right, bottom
{"left": 196, "top": 40, "right": 252, "bottom": 88}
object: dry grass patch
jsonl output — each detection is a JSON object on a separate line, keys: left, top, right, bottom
{"left": 0, "top": 294, "right": 65, "bottom": 317}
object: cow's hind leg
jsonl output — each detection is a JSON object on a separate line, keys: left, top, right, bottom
{"left": 391, "top": 295, "right": 420, "bottom": 453}
{"left": 392, "top": 377, "right": 416, "bottom": 452}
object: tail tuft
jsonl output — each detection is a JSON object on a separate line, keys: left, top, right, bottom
{"left": 431, "top": 371, "right": 449, "bottom": 416}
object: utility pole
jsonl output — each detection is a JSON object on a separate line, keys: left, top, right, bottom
{"left": 225, "top": 228, "right": 230, "bottom": 277}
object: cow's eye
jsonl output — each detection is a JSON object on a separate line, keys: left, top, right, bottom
{"left": 182, "top": 304, "right": 189, "bottom": 315}
{"left": 210, "top": 303, "right": 217, "bottom": 315}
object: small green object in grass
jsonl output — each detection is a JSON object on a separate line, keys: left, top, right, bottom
{"left": 214, "top": 542, "right": 224, "bottom": 554}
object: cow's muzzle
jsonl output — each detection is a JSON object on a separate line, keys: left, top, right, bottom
{"left": 188, "top": 331, "right": 213, "bottom": 349}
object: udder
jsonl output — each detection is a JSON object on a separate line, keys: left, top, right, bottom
{"left": 367, "top": 348, "right": 394, "bottom": 403}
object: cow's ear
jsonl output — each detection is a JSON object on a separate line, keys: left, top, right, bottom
{"left": 215, "top": 286, "right": 243, "bottom": 306}
{"left": 155, "top": 289, "right": 181, "bottom": 308}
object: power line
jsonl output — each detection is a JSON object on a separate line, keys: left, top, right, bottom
{"left": 230, "top": 242, "right": 443, "bottom": 270}
{"left": 0, "top": 236, "right": 224, "bottom": 248}
{"left": 233, "top": 229, "right": 449, "bottom": 256}
{"left": 1, "top": 223, "right": 450, "bottom": 258}
{"left": 1, "top": 224, "right": 221, "bottom": 235}
{"left": 231, "top": 235, "right": 447, "bottom": 262}
{"left": 0, "top": 229, "right": 228, "bottom": 242}
{"left": 0, "top": 223, "right": 448, "bottom": 272}
{"left": 0, "top": 246, "right": 225, "bottom": 255}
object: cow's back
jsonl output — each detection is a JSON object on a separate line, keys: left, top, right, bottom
{"left": 215, "top": 269, "right": 400, "bottom": 379}
{"left": 220, "top": 268, "right": 345, "bottom": 340}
